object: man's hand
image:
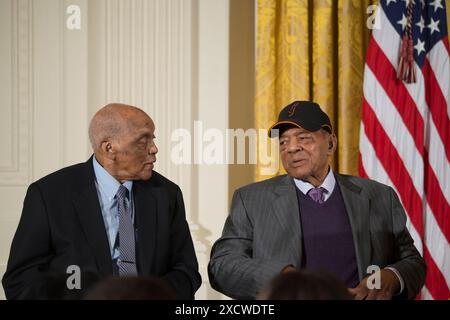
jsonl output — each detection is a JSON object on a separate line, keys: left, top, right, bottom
{"left": 281, "top": 265, "right": 297, "bottom": 274}
{"left": 348, "top": 269, "right": 400, "bottom": 300}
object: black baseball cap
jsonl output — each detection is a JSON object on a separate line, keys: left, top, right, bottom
{"left": 268, "top": 101, "right": 332, "bottom": 138}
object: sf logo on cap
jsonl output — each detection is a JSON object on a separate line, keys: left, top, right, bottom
{"left": 288, "top": 103, "right": 298, "bottom": 117}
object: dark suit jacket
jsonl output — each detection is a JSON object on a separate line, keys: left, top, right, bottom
{"left": 2, "top": 157, "right": 201, "bottom": 299}
{"left": 208, "top": 173, "right": 426, "bottom": 299}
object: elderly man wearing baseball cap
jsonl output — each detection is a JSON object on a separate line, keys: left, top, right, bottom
{"left": 209, "top": 101, "right": 425, "bottom": 300}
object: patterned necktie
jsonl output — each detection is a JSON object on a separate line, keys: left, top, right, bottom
{"left": 307, "top": 187, "right": 326, "bottom": 204}
{"left": 116, "top": 185, "right": 138, "bottom": 276}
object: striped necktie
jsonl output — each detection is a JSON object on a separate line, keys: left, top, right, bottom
{"left": 116, "top": 185, "right": 138, "bottom": 275}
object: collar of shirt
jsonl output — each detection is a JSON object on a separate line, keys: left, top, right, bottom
{"left": 92, "top": 156, "right": 134, "bottom": 260}
{"left": 293, "top": 167, "right": 336, "bottom": 202}
{"left": 92, "top": 156, "right": 133, "bottom": 200}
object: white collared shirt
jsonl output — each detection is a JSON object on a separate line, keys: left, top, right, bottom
{"left": 294, "top": 168, "right": 336, "bottom": 202}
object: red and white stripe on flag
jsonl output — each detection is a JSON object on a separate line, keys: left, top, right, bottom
{"left": 359, "top": 0, "right": 450, "bottom": 299}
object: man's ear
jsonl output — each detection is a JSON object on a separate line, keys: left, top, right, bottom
{"left": 100, "top": 141, "right": 116, "bottom": 160}
{"left": 327, "top": 134, "right": 337, "bottom": 155}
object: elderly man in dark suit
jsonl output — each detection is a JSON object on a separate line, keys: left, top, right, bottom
{"left": 209, "top": 101, "right": 425, "bottom": 300}
{"left": 2, "top": 103, "right": 201, "bottom": 299}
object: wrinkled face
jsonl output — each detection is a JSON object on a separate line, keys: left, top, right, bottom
{"left": 279, "top": 126, "right": 334, "bottom": 181}
{"left": 113, "top": 116, "right": 158, "bottom": 181}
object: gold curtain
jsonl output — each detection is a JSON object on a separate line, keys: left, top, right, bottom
{"left": 255, "top": 0, "right": 376, "bottom": 181}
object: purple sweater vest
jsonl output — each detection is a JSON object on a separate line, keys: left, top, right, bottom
{"left": 296, "top": 184, "right": 359, "bottom": 288}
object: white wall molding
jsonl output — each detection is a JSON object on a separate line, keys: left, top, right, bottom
{"left": 0, "top": 0, "right": 33, "bottom": 186}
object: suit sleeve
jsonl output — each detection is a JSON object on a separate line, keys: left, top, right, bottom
{"left": 208, "top": 190, "right": 292, "bottom": 299}
{"left": 2, "top": 183, "right": 53, "bottom": 299}
{"left": 161, "top": 186, "right": 202, "bottom": 299}
{"left": 386, "top": 187, "right": 426, "bottom": 299}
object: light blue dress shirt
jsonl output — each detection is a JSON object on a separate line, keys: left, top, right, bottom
{"left": 92, "top": 156, "right": 134, "bottom": 261}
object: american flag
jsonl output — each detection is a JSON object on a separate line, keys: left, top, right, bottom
{"left": 359, "top": 0, "right": 450, "bottom": 299}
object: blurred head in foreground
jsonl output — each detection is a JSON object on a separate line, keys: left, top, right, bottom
{"left": 258, "top": 269, "right": 352, "bottom": 300}
{"left": 83, "top": 276, "right": 176, "bottom": 300}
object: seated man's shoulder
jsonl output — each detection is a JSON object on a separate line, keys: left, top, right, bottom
{"left": 144, "top": 170, "right": 179, "bottom": 191}
{"left": 33, "top": 161, "right": 89, "bottom": 190}
{"left": 339, "top": 174, "right": 393, "bottom": 196}
{"left": 235, "top": 175, "right": 288, "bottom": 196}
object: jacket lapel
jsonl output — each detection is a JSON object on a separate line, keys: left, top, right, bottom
{"left": 133, "top": 180, "right": 157, "bottom": 275}
{"left": 72, "top": 158, "right": 113, "bottom": 276}
{"left": 271, "top": 175, "right": 303, "bottom": 266}
{"left": 335, "top": 174, "right": 371, "bottom": 280}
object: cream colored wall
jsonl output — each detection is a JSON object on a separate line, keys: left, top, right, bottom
{"left": 0, "top": 0, "right": 256, "bottom": 300}
{"left": 0, "top": 0, "right": 90, "bottom": 299}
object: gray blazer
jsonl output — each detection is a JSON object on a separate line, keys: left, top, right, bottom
{"left": 208, "top": 173, "right": 426, "bottom": 299}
